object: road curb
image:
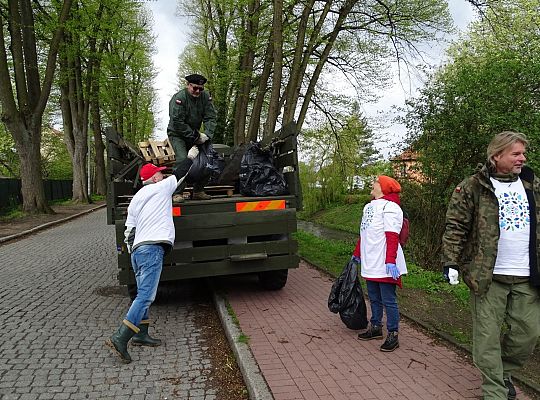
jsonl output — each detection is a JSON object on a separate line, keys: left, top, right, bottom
{"left": 212, "top": 290, "right": 274, "bottom": 400}
{"left": 0, "top": 204, "right": 107, "bottom": 245}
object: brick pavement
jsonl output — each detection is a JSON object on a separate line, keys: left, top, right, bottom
{"left": 0, "top": 210, "right": 220, "bottom": 400}
{"left": 225, "top": 261, "right": 533, "bottom": 400}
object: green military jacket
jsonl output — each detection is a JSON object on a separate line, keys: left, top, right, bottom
{"left": 167, "top": 88, "right": 216, "bottom": 147}
{"left": 442, "top": 164, "right": 540, "bottom": 296}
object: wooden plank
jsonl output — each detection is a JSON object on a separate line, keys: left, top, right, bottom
{"left": 138, "top": 141, "right": 154, "bottom": 162}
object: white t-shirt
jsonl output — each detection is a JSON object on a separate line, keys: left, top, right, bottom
{"left": 490, "top": 177, "right": 530, "bottom": 277}
{"left": 125, "top": 175, "right": 178, "bottom": 250}
{"left": 360, "top": 199, "right": 407, "bottom": 279}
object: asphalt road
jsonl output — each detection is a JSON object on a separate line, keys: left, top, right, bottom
{"left": 0, "top": 210, "right": 223, "bottom": 400}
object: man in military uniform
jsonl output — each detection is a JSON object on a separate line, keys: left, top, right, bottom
{"left": 442, "top": 131, "right": 540, "bottom": 400}
{"left": 167, "top": 73, "right": 216, "bottom": 201}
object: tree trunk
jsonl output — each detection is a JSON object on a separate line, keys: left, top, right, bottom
{"left": 233, "top": 0, "right": 259, "bottom": 144}
{"left": 247, "top": 38, "right": 273, "bottom": 143}
{"left": 264, "top": 0, "right": 284, "bottom": 138}
{"left": 92, "top": 107, "right": 107, "bottom": 195}
{"left": 0, "top": 1, "right": 73, "bottom": 214}
{"left": 58, "top": 38, "right": 90, "bottom": 203}
{"left": 8, "top": 120, "right": 53, "bottom": 213}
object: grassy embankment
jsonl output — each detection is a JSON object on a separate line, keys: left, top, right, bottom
{"left": 296, "top": 202, "right": 472, "bottom": 346}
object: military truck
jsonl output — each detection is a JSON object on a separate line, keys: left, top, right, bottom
{"left": 105, "top": 124, "right": 302, "bottom": 297}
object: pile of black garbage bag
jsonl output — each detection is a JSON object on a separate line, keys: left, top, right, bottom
{"left": 188, "top": 140, "right": 289, "bottom": 197}
{"left": 328, "top": 260, "right": 368, "bottom": 330}
{"left": 239, "top": 142, "right": 289, "bottom": 196}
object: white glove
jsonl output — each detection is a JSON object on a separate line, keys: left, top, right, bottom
{"left": 187, "top": 146, "right": 199, "bottom": 160}
{"left": 448, "top": 268, "right": 459, "bottom": 285}
{"left": 196, "top": 132, "right": 209, "bottom": 144}
{"left": 124, "top": 226, "right": 135, "bottom": 254}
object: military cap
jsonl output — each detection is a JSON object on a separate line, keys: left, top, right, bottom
{"left": 185, "top": 74, "right": 207, "bottom": 85}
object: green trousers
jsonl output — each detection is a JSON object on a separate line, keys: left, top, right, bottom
{"left": 471, "top": 279, "right": 540, "bottom": 399}
{"left": 168, "top": 135, "right": 207, "bottom": 193}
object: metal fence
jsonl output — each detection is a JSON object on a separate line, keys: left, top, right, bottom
{"left": 0, "top": 178, "right": 72, "bottom": 208}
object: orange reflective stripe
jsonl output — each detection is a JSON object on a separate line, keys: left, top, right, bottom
{"left": 236, "top": 200, "right": 286, "bottom": 212}
{"left": 172, "top": 207, "right": 181, "bottom": 216}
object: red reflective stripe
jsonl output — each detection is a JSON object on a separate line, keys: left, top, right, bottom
{"left": 172, "top": 207, "right": 181, "bottom": 216}
{"left": 236, "top": 200, "right": 286, "bottom": 212}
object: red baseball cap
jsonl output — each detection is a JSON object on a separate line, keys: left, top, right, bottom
{"left": 140, "top": 163, "right": 167, "bottom": 181}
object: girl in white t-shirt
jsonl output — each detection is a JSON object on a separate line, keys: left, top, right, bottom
{"left": 352, "top": 175, "right": 406, "bottom": 352}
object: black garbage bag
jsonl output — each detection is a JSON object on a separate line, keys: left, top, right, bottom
{"left": 328, "top": 260, "right": 368, "bottom": 330}
{"left": 239, "top": 142, "right": 288, "bottom": 196}
{"left": 186, "top": 141, "right": 224, "bottom": 184}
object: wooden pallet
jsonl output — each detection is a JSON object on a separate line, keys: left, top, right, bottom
{"left": 185, "top": 185, "right": 235, "bottom": 198}
{"left": 138, "top": 139, "right": 175, "bottom": 165}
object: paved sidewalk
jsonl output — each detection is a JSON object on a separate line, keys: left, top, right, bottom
{"left": 223, "top": 261, "right": 533, "bottom": 400}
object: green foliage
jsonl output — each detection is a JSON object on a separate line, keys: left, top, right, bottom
{"left": 0, "top": 123, "right": 18, "bottom": 177}
{"left": 298, "top": 111, "right": 384, "bottom": 214}
{"left": 41, "top": 128, "right": 72, "bottom": 179}
{"left": 401, "top": 0, "right": 540, "bottom": 268}
{"left": 99, "top": 1, "right": 157, "bottom": 142}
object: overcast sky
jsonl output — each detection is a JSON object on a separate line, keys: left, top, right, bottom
{"left": 145, "top": 1, "right": 476, "bottom": 154}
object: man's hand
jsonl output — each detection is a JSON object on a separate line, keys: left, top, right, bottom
{"left": 443, "top": 266, "right": 459, "bottom": 285}
{"left": 195, "top": 132, "right": 209, "bottom": 144}
{"left": 386, "top": 263, "right": 400, "bottom": 280}
{"left": 187, "top": 146, "right": 199, "bottom": 160}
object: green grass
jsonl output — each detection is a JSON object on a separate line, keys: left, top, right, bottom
{"left": 295, "top": 229, "right": 470, "bottom": 307}
{"left": 0, "top": 207, "right": 26, "bottom": 220}
{"left": 300, "top": 202, "right": 364, "bottom": 234}
{"left": 237, "top": 333, "right": 250, "bottom": 344}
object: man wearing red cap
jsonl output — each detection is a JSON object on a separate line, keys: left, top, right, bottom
{"left": 167, "top": 73, "right": 216, "bottom": 201}
{"left": 105, "top": 146, "right": 199, "bottom": 363}
{"left": 352, "top": 175, "right": 407, "bottom": 352}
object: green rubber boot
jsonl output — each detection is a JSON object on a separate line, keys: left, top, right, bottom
{"left": 105, "top": 319, "right": 138, "bottom": 363}
{"left": 132, "top": 320, "right": 162, "bottom": 347}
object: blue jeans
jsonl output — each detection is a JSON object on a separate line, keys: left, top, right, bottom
{"left": 366, "top": 280, "right": 399, "bottom": 332}
{"left": 125, "top": 244, "right": 164, "bottom": 326}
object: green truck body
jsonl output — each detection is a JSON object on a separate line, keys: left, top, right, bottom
{"left": 105, "top": 124, "right": 302, "bottom": 292}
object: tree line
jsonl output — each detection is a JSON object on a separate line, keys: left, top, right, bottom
{"left": 1, "top": 0, "right": 522, "bottom": 241}
{"left": 0, "top": 0, "right": 155, "bottom": 213}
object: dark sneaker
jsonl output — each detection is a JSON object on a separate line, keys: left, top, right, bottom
{"left": 380, "top": 331, "right": 399, "bottom": 352}
{"left": 193, "top": 191, "right": 212, "bottom": 200}
{"left": 504, "top": 379, "right": 516, "bottom": 400}
{"left": 358, "top": 325, "right": 383, "bottom": 340}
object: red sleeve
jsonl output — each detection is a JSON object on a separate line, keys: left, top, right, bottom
{"left": 353, "top": 238, "right": 361, "bottom": 258}
{"left": 385, "top": 231, "right": 399, "bottom": 263}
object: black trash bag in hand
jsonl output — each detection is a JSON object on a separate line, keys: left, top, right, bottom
{"left": 328, "top": 260, "right": 368, "bottom": 330}
{"left": 186, "top": 141, "right": 224, "bottom": 184}
{"left": 239, "top": 142, "right": 288, "bottom": 196}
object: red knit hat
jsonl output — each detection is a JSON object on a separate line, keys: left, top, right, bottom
{"left": 378, "top": 175, "right": 401, "bottom": 195}
{"left": 140, "top": 163, "right": 167, "bottom": 181}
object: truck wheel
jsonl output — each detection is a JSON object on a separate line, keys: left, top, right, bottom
{"left": 127, "top": 284, "right": 137, "bottom": 300}
{"left": 258, "top": 269, "right": 288, "bottom": 290}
